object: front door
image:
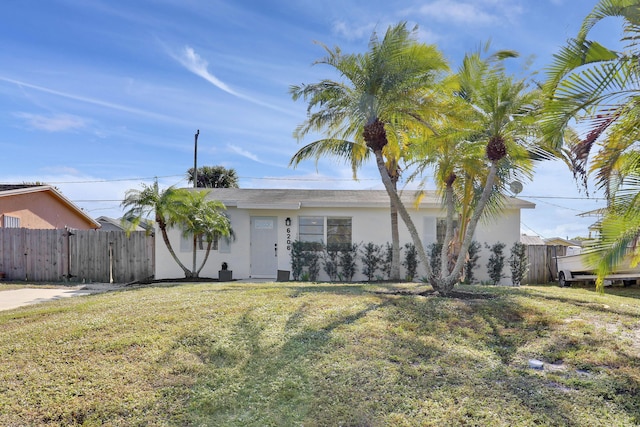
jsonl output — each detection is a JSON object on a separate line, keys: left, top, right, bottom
{"left": 250, "top": 216, "right": 278, "bottom": 278}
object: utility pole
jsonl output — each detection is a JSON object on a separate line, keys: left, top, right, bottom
{"left": 193, "top": 129, "right": 199, "bottom": 188}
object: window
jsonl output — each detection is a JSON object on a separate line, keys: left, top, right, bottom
{"left": 2, "top": 215, "right": 20, "bottom": 228}
{"left": 298, "top": 216, "right": 352, "bottom": 250}
{"left": 180, "top": 233, "right": 218, "bottom": 252}
{"left": 436, "top": 218, "right": 459, "bottom": 244}
{"left": 327, "top": 217, "right": 352, "bottom": 249}
{"left": 299, "top": 216, "right": 324, "bottom": 244}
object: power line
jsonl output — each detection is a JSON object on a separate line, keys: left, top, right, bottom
{"left": 4, "top": 174, "right": 380, "bottom": 185}
{"left": 518, "top": 195, "right": 603, "bottom": 201}
{"left": 5, "top": 173, "right": 608, "bottom": 205}
{"left": 35, "top": 174, "right": 184, "bottom": 184}
{"left": 524, "top": 196, "right": 596, "bottom": 213}
{"left": 240, "top": 176, "right": 379, "bottom": 181}
{"left": 520, "top": 221, "right": 546, "bottom": 238}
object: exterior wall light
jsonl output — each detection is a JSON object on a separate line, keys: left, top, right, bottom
{"left": 285, "top": 217, "right": 291, "bottom": 227}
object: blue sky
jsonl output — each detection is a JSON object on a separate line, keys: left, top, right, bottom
{"left": 0, "top": 0, "right": 619, "bottom": 239}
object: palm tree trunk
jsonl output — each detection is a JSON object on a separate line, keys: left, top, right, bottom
{"left": 192, "top": 235, "right": 198, "bottom": 278}
{"left": 389, "top": 179, "right": 401, "bottom": 281}
{"left": 159, "top": 224, "right": 192, "bottom": 278}
{"left": 439, "top": 183, "right": 455, "bottom": 279}
{"left": 438, "top": 161, "right": 499, "bottom": 294}
{"left": 389, "top": 204, "right": 401, "bottom": 280}
{"left": 373, "top": 150, "right": 432, "bottom": 279}
{"left": 196, "top": 241, "right": 213, "bottom": 276}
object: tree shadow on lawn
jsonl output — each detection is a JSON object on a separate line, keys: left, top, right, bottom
{"left": 158, "top": 297, "right": 393, "bottom": 424}
{"left": 509, "top": 289, "right": 640, "bottom": 318}
{"left": 387, "top": 293, "right": 640, "bottom": 424}
{"left": 542, "top": 282, "right": 640, "bottom": 301}
{"left": 156, "top": 285, "right": 640, "bottom": 424}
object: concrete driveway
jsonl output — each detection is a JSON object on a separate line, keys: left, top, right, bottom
{"left": 0, "top": 287, "right": 98, "bottom": 311}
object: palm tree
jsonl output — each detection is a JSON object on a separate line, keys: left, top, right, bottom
{"left": 179, "top": 190, "right": 232, "bottom": 277}
{"left": 122, "top": 182, "right": 233, "bottom": 278}
{"left": 187, "top": 166, "right": 239, "bottom": 188}
{"left": 542, "top": 0, "right": 640, "bottom": 292}
{"left": 290, "top": 22, "right": 450, "bottom": 280}
{"left": 122, "top": 182, "right": 193, "bottom": 277}
{"left": 410, "top": 46, "right": 541, "bottom": 294}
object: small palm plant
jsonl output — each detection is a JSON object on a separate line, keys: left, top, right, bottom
{"left": 122, "top": 182, "right": 232, "bottom": 278}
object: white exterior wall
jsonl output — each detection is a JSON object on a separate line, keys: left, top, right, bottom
{"left": 155, "top": 204, "right": 523, "bottom": 285}
{"left": 473, "top": 209, "right": 522, "bottom": 285}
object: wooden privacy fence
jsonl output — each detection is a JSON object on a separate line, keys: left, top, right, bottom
{"left": 524, "top": 245, "right": 567, "bottom": 285}
{"left": 0, "top": 229, "right": 154, "bottom": 283}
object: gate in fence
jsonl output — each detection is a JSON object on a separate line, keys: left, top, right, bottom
{"left": 524, "top": 245, "right": 567, "bottom": 285}
{"left": 0, "top": 228, "right": 154, "bottom": 283}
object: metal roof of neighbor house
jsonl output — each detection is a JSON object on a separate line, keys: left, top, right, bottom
{"left": 197, "top": 188, "right": 536, "bottom": 210}
{"left": 520, "top": 234, "right": 546, "bottom": 245}
{"left": 96, "top": 216, "right": 148, "bottom": 232}
{"left": 0, "top": 184, "right": 101, "bottom": 228}
{"left": 544, "top": 237, "right": 583, "bottom": 247}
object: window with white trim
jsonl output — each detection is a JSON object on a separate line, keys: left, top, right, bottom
{"left": 327, "top": 217, "right": 352, "bottom": 247}
{"left": 298, "top": 216, "right": 352, "bottom": 249}
{"left": 299, "top": 216, "right": 324, "bottom": 245}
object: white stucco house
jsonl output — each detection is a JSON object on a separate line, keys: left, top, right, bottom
{"left": 155, "top": 188, "right": 535, "bottom": 284}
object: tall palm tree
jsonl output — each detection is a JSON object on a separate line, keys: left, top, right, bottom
{"left": 187, "top": 165, "right": 239, "bottom": 188}
{"left": 542, "top": 0, "right": 640, "bottom": 292}
{"left": 290, "top": 22, "right": 450, "bottom": 279}
{"left": 410, "top": 46, "right": 541, "bottom": 294}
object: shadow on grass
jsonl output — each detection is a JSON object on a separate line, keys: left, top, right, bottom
{"left": 157, "top": 283, "right": 640, "bottom": 425}
{"left": 159, "top": 294, "right": 392, "bottom": 425}
{"left": 386, "top": 292, "right": 640, "bottom": 424}
{"left": 526, "top": 282, "right": 640, "bottom": 300}
{"left": 511, "top": 289, "right": 640, "bottom": 318}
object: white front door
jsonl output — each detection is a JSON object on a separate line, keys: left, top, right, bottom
{"left": 250, "top": 216, "right": 278, "bottom": 278}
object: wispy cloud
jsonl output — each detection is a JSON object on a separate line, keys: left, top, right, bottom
{"left": 41, "top": 166, "right": 84, "bottom": 175}
{"left": 413, "top": 0, "right": 522, "bottom": 26}
{"left": 227, "top": 144, "right": 292, "bottom": 169}
{"left": 332, "top": 21, "right": 378, "bottom": 41}
{"left": 175, "top": 46, "right": 242, "bottom": 97}
{"left": 417, "top": 1, "right": 496, "bottom": 25}
{"left": 0, "top": 76, "right": 177, "bottom": 122}
{"left": 170, "top": 45, "right": 296, "bottom": 115}
{"left": 14, "top": 112, "right": 86, "bottom": 132}
{"left": 245, "top": 169, "right": 382, "bottom": 191}
{"left": 228, "top": 144, "right": 262, "bottom": 163}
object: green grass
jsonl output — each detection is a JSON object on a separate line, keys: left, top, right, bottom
{"left": 1, "top": 282, "right": 639, "bottom": 426}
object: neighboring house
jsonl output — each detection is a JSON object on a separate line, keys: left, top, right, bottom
{"left": 521, "top": 234, "right": 582, "bottom": 248}
{"left": 96, "top": 216, "right": 148, "bottom": 232}
{"left": 0, "top": 184, "right": 100, "bottom": 230}
{"left": 520, "top": 234, "right": 546, "bottom": 246}
{"left": 544, "top": 237, "right": 583, "bottom": 247}
{"left": 577, "top": 208, "right": 606, "bottom": 240}
{"left": 155, "top": 188, "right": 535, "bottom": 284}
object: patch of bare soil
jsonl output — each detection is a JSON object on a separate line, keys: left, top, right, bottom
{"left": 373, "top": 289, "right": 496, "bottom": 299}
{"left": 76, "top": 283, "right": 126, "bottom": 294}
{"left": 126, "top": 277, "right": 220, "bottom": 286}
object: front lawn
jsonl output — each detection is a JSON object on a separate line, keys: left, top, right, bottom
{"left": 0, "top": 282, "right": 639, "bottom": 426}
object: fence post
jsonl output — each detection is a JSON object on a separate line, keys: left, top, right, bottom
{"left": 64, "top": 227, "right": 75, "bottom": 281}
{"left": 109, "top": 241, "right": 114, "bottom": 284}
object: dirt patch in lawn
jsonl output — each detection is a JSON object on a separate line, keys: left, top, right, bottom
{"left": 372, "top": 288, "right": 496, "bottom": 300}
